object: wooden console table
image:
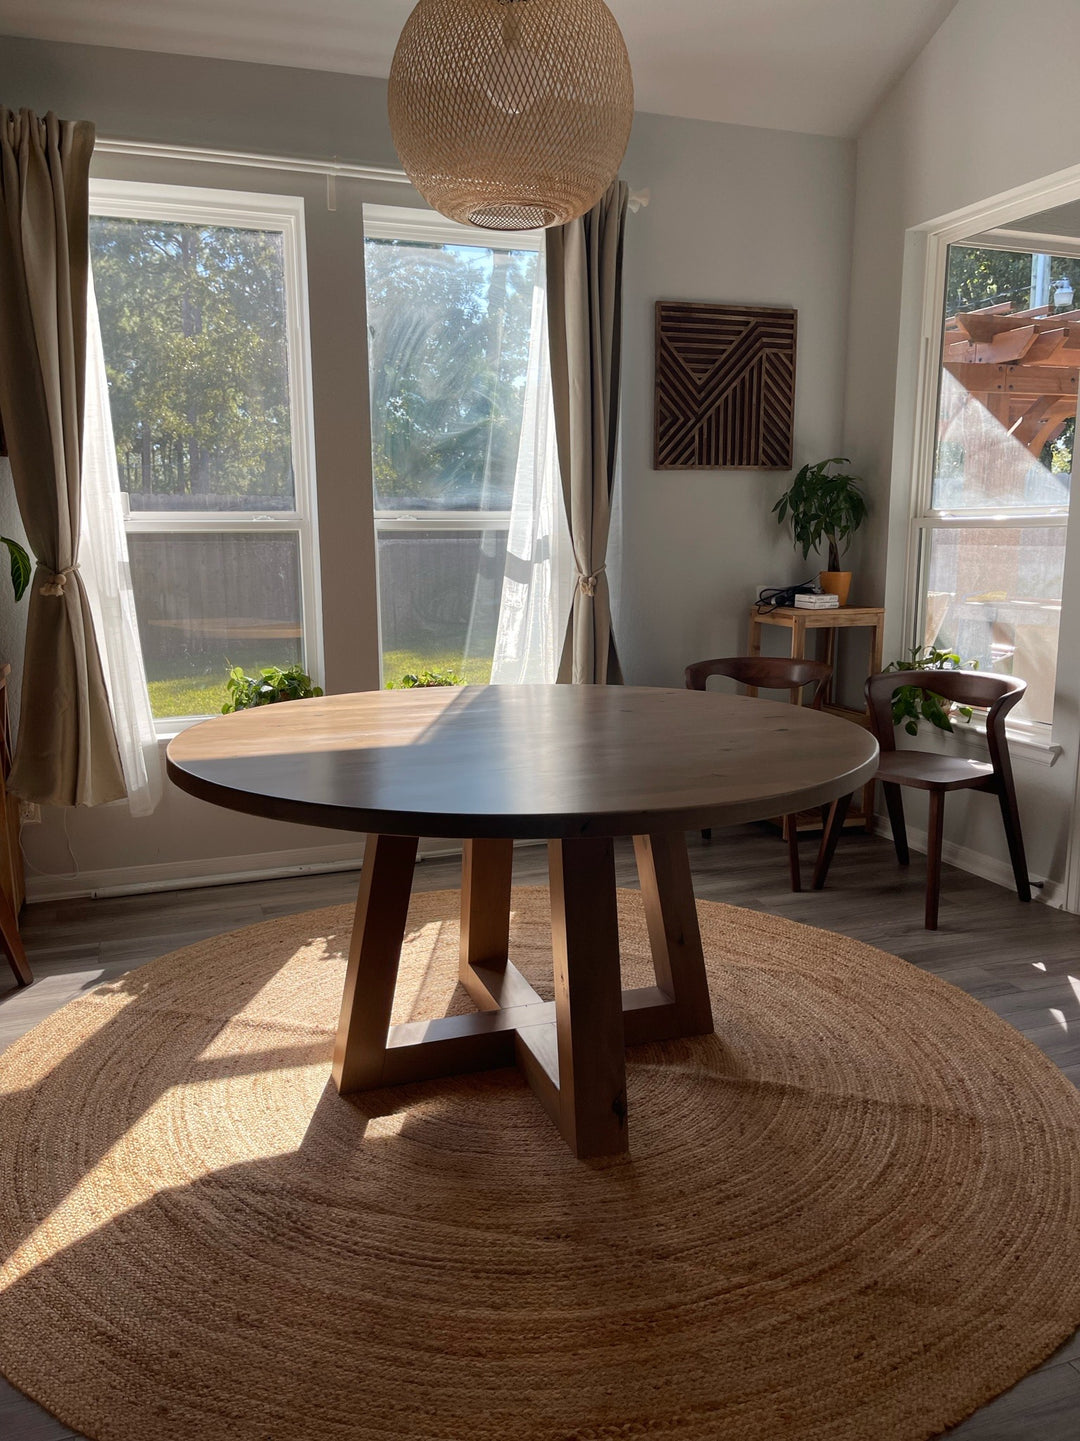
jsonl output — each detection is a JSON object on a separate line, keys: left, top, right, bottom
{"left": 747, "top": 605, "right": 885, "bottom": 832}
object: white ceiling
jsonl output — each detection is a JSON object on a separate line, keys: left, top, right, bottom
{"left": 0, "top": 0, "right": 958, "bottom": 139}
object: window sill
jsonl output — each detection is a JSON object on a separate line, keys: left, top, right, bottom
{"left": 154, "top": 715, "right": 214, "bottom": 743}
{"left": 946, "top": 716, "right": 1063, "bottom": 768}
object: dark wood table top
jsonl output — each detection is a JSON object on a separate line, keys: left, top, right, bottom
{"left": 166, "top": 685, "right": 879, "bottom": 840}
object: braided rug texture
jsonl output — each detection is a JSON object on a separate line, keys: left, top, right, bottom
{"left": 1, "top": 888, "right": 1079, "bottom": 1441}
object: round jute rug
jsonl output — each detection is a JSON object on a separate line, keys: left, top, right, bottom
{"left": 2, "top": 889, "right": 1079, "bottom": 1441}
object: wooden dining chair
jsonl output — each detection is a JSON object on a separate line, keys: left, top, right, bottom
{"left": 813, "top": 668, "right": 1031, "bottom": 929}
{"left": 685, "top": 656, "right": 832, "bottom": 891}
{"left": 0, "top": 886, "right": 30, "bottom": 987}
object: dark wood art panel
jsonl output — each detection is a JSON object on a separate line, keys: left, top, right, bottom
{"left": 654, "top": 302, "right": 797, "bottom": 470}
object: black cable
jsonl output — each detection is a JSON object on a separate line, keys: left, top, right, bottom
{"left": 754, "top": 579, "right": 819, "bottom": 615}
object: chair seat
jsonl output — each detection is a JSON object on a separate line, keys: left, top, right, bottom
{"left": 815, "top": 667, "right": 1029, "bottom": 928}
{"left": 876, "top": 749, "right": 995, "bottom": 792}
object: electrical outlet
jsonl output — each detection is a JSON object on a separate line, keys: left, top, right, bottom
{"left": 19, "top": 801, "right": 41, "bottom": 825}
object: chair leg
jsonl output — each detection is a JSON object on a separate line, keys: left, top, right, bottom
{"left": 0, "top": 886, "right": 31, "bottom": 987}
{"left": 996, "top": 782, "right": 1032, "bottom": 903}
{"left": 812, "top": 793, "right": 851, "bottom": 890}
{"left": 925, "top": 789, "right": 945, "bottom": 930}
{"left": 700, "top": 829, "right": 712, "bottom": 842}
{"left": 785, "top": 816, "right": 801, "bottom": 892}
{"left": 882, "top": 782, "right": 910, "bottom": 865}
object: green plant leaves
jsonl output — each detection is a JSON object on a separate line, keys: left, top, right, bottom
{"left": 773, "top": 458, "right": 867, "bottom": 567}
{"left": 0, "top": 537, "right": 30, "bottom": 602}
{"left": 387, "top": 668, "right": 465, "bottom": 689}
{"left": 882, "top": 645, "right": 979, "bottom": 735}
{"left": 221, "top": 663, "right": 323, "bottom": 713}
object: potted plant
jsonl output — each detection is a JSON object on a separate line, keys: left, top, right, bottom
{"left": 883, "top": 645, "right": 979, "bottom": 735}
{"left": 221, "top": 663, "right": 323, "bottom": 713}
{"left": 773, "top": 457, "right": 868, "bottom": 605}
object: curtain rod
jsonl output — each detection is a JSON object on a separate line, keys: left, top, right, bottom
{"left": 95, "top": 138, "right": 650, "bottom": 213}
{"left": 95, "top": 137, "right": 411, "bottom": 185}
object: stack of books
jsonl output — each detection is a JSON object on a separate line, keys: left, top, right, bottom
{"left": 793, "top": 592, "right": 840, "bottom": 610}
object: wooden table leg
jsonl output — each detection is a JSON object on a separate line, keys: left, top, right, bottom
{"left": 459, "top": 838, "right": 534, "bottom": 1011}
{"left": 332, "top": 832, "right": 419, "bottom": 1093}
{"left": 546, "top": 836, "right": 629, "bottom": 1158}
{"left": 746, "top": 614, "right": 762, "bottom": 696}
{"left": 812, "top": 793, "right": 851, "bottom": 890}
{"left": 865, "top": 616, "right": 885, "bottom": 833}
{"left": 633, "top": 833, "right": 713, "bottom": 1037}
{"left": 330, "top": 831, "right": 713, "bottom": 1160}
{"left": 824, "top": 626, "right": 838, "bottom": 708}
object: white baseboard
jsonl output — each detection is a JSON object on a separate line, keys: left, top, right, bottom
{"left": 871, "top": 817, "right": 1066, "bottom": 909}
{"left": 27, "top": 822, "right": 1065, "bottom": 912}
{"left": 25, "top": 839, "right": 467, "bottom": 903}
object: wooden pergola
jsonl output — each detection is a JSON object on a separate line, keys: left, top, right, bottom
{"left": 943, "top": 301, "right": 1080, "bottom": 459}
{"left": 931, "top": 300, "right": 1076, "bottom": 723}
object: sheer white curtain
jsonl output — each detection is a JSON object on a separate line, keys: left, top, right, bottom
{"left": 490, "top": 266, "right": 570, "bottom": 684}
{"left": 80, "top": 270, "right": 161, "bottom": 815}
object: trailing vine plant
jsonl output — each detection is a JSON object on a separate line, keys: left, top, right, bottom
{"left": 221, "top": 663, "right": 323, "bottom": 713}
{"left": 883, "top": 645, "right": 979, "bottom": 736}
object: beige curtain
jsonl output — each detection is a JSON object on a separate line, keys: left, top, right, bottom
{"left": 546, "top": 179, "right": 627, "bottom": 685}
{"left": 0, "top": 108, "right": 124, "bottom": 805}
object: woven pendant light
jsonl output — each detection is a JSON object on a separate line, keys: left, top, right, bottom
{"left": 388, "top": 0, "right": 634, "bottom": 231}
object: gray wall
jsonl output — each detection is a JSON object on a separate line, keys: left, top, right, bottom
{"left": 0, "top": 35, "right": 398, "bottom": 168}
{"left": 0, "top": 35, "right": 861, "bottom": 894}
{"left": 843, "top": 0, "right": 1080, "bottom": 900}
{"left": 618, "top": 115, "right": 855, "bottom": 684}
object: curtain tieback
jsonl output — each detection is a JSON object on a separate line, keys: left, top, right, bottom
{"left": 39, "top": 564, "right": 77, "bottom": 597}
{"left": 576, "top": 566, "right": 606, "bottom": 598}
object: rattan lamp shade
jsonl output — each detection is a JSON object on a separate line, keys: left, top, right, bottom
{"left": 388, "top": 0, "right": 634, "bottom": 231}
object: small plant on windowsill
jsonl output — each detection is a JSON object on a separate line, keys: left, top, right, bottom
{"left": 883, "top": 645, "right": 979, "bottom": 736}
{"left": 386, "top": 668, "right": 466, "bottom": 689}
{"left": 221, "top": 663, "right": 323, "bottom": 713}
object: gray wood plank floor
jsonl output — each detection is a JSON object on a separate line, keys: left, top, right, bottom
{"left": 3, "top": 825, "right": 1080, "bottom": 1440}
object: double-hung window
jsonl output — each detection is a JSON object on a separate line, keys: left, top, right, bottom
{"left": 363, "top": 205, "right": 543, "bottom": 685}
{"left": 88, "top": 181, "right": 321, "bottom": 727}
{"left": 913, "top": 240, "right": 1077, "bottom": 732}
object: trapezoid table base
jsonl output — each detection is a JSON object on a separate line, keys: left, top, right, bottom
{"left": 331, "top": 833, "right": 715, "bottom": 1160}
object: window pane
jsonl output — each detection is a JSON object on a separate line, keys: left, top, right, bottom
{"left": 377, "top": 528, "right": 508, "bottom": 684}
{"left": 364, "top": 237, "right": 538, "bottom": 511}
{"left": 129, "top": 533, "right": 303, "bottom": 717}
{"left": 89, "top": 216, "right": 295, "bottom": 513}
{"left": 924, "top": 526, "right": 1064, "bottom": 725}
{"left": 933, "top": 245, "right": 1076, "bottom": 510}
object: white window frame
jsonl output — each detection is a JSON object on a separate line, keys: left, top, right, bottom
{"left": 362, "top": 204, "right": 544, "bottom": 684}
{"left": 905, "top": 228, "right": 1080, "bottom": 748}
{"left": 88, "top": 179, "right": 323, "bottom": 734}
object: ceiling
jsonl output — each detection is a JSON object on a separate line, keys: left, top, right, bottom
{"left": 998, "top": 202, "right": 1080, "bottom": 241}
{"left": 0, "top": 0, "right": 958, "bottom": 139}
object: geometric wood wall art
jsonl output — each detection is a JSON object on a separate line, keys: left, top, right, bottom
{"left": 654, "top": 302, "right": 797, "bottom": 470}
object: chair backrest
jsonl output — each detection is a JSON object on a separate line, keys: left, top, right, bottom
{"left": 685, "top": 656, "right": 832, "bottom": 709}
{"left": 865, "top": 668, "right": 1026, "bottom": 772}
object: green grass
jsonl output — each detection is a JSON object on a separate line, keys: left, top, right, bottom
{"left": 147, "top": 648, "right": 490, "bottom": 719}
{"left": 381, "top": 648, "right": 492, "bottom": 686}
{"left": 147, "top": 675, "right": 229, "bottom": 719}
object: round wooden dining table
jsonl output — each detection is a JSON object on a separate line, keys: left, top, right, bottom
{"left": 167, "top": 685, "right": 878, "bottom": 1159}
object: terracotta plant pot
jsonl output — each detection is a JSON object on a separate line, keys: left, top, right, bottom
{"left": 818, "top": 571, "right": 852, "bottom": 605}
